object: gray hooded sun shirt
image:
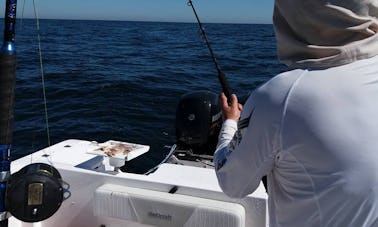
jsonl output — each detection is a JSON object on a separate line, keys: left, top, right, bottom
{"left": 214, "top": 1, "right": 378, "bottom": 226}
{"left": 275, "top": 0, "right": 378, "bottom": 69}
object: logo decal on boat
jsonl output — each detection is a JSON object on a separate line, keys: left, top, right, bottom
{"left": 148, "top": 211, "right": 172, "bottom": 221}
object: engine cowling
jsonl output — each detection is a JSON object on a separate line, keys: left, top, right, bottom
{"left": 175, "top": 91, "right": 222, "bottom": 156}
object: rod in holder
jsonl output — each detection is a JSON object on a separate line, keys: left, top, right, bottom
{"left": 2, "top": 0, "right": 17, "bottom": 54}
{"left": 0, "top": 1, "right": 18, "bottom": 225}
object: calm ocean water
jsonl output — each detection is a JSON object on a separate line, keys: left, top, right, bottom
{"left": 8, "top": 19, "right": 287, "bottom": 172}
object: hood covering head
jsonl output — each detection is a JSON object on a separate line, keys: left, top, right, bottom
{"left": 274, "top": 0, "right": 378, "bottom": 68}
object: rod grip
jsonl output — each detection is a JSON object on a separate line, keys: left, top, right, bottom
{"left": 218, "top": 71, "right": 233, "bottom": 101}
{"left": 0, "top": 219, "right": 8, "bottom": 227}
{"left": 0, "top": 53, "right": 16, "bottom": 144}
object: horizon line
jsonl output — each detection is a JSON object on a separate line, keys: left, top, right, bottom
{"left": 9, "top": 17, "right": 273, "bottom": 25}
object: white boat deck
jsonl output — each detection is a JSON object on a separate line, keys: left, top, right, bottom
{"left": 9, "top": 139, "right": 268, "bottom": 227}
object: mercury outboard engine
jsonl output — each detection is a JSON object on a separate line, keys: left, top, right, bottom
{"left": 176, "top": 91, "right": 222, "bottom": 156}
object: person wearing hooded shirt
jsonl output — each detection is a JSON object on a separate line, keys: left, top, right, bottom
{"left": 214, "top": 0, "right": 378, "bottom": 226}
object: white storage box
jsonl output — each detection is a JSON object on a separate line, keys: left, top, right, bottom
{"left": 94, "top": 184, "right": 246, "bottom": 227}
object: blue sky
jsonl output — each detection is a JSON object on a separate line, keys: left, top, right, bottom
{"left": 1, "top": 0, "right": 274, "bottom": 24}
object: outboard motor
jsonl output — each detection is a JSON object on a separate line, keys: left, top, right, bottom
{"left": 176, "top": 91, "right": 222, "bottom": 156}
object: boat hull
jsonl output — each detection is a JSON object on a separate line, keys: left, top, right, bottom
{"left": 9, "top": 139, "right": 268, "bottom": 227}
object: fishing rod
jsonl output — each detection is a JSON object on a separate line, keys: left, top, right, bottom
{"left": 0, "top": 2, "right": 69, "bottom": 225}
{"left": 0, "top": 0, "right": 17, "bottom": 226}
{"left": 187, "top": 0, "right": 234, "bottom": 101}
{"left": 187, "top": 0, "right": 268, "bottom": 192}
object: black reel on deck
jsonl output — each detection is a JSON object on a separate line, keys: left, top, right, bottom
{"left": 175, "top": 91, "right": 222, "bottom": 156}
{"left": 6, "top": 163, "right": 70, "bottom": 222}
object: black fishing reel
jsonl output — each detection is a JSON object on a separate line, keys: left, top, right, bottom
{"left": 6, "top": 163, "right": 70, "bottom": 222}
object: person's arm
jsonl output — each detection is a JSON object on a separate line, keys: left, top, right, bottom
{"left": 214, "top": 92, "right": 275, "bottom": 198}
{"left": 214, "top": 93, "right": 242, "bottom": 172}
{"left": 214, "top": 71, "right": 303, "bottom": 198}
